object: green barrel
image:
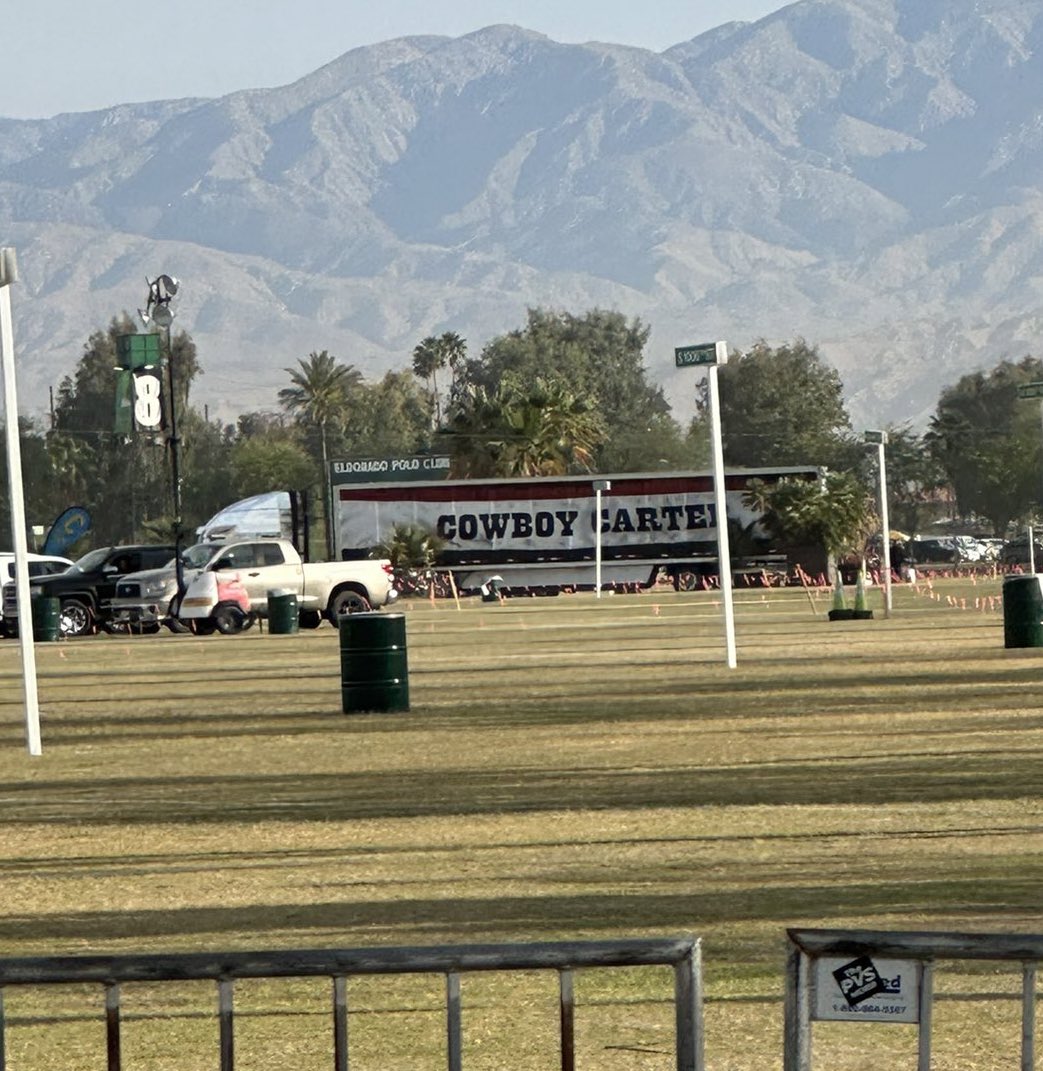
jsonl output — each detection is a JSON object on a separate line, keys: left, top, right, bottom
{"left": 31, "top": 596, "right": 61, "bottom": 642}
{"left": 339, "top": 612, "right": 409, "bottom": 713}
{"left": 267, "top": 590, "right": 299, "bottom": 635}
{"left": 1002, "top": 574, "right": 1043, "bottom": 648}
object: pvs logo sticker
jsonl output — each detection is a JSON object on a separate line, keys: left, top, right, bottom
{"left": 832, "top": 955, "right": 887, "bottom": 1007}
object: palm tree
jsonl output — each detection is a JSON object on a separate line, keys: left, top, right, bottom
{"left": 278, "top": 351, "right": 361, "bottom": 556}
{"left": 439, "top": 375, "right": 604, "bottom": 478}
{"left": 495, "top": 377, "right": 604, "bottom": 477}
{"left": 412, "top": 332, "right": 467, "bottom": 428}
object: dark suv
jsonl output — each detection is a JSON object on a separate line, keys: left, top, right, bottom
{"left": 19, "top": 545, "right": 176, "bottom": 637}
{"left": 999, "top": 537, "right": 1043, "bottom": 569}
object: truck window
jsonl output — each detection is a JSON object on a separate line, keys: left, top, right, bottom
{"left": 257, "top": 543, "right": 285, "bottom": 566}
{"left": 214, "top": 549, "right": 243, "bottom": 570}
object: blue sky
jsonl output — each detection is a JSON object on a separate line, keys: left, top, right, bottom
{"left": 4, "top": 0, "right": 792, "bottom": 119}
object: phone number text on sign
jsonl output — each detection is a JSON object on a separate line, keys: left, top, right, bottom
{"left": 813, "top": 956, "right": 921, "bottom": 1023}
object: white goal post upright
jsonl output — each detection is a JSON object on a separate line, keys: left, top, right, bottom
{"left": 0, "top": 247, "right": 42, "bottom": 755}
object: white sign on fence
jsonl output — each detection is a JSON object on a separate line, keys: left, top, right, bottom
{"left": 813, "top": 955, "right": 921, "bottom": 1023}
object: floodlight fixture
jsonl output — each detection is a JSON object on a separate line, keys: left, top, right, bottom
{"left": 139, "top": 274, "right": 180, "bottom": 329}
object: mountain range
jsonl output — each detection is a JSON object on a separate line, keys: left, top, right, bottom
{"left": 1, "top": 0, "right": 1042, "bottom": 431}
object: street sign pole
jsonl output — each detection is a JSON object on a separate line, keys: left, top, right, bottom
{"left": 676, "top": 340, "right": 736, "bottom": 668}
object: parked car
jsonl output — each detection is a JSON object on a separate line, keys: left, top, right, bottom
{"left": 907, "top": 537, "right": 960, "bottom": 565}
{"left": 5, "top": 544, "right": 176, "bottom": 637}
{"left": 0, "top": 553, "right": 74, "bottom": 637}
{"left": 999, "top": 536, "right": 1043, "bottom": 568}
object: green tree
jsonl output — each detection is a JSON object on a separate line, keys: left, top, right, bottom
{"left": 373, "top": 523, "right": 444, "bottom": 570}
{"left": 0, "top": 419, "right": 58, "bottom": 545}
{"left": 342, "top": 371, "right": 435, "bottom": 457}
{"left": 279, "top": 351, "right": 362, "bottom": 555}
{"left": 746, "top": 470, "right": 876, "bottom": 568}
{"left": 440, "top": 375, "right": 605, "bottom": 477}
{"left": 925, "top": 357, "right": 1043, "bottom": 535}
{"left": 696, "top": 339, "right": 856, "bottom": 470}
{"left": 51, "top": 316, "right": 203, "bottom": 544}
{"left": 877, "top": 425, "right": 946, "bottom": 536}
{"left": 229, "top": 435, "right": 315, "bottom": 500}
{"left": 180, "top": 412, "right": 237, "bottom": 527}
{"left": 469, "top": 308, "right": 680, "bottom": 472}
{"left": 279, "top": 351, "right": 362, "bottom": 470}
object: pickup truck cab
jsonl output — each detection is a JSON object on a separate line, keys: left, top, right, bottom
{"left": 114, "top": 538, "right": 396, "bottom": 635}
{"left": 15, "top": 545, "right": 176, "bottom": 637}
{"left": 110, "top": 541, "right": 227, "bottom": 633}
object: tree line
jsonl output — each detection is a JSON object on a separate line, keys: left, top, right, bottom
{"left": 1, "top": 308, "right": 1040, "bottom": 559}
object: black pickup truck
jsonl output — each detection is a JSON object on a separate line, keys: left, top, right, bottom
{"left": 7, "top": 544, "right": 175, "bottom": 637}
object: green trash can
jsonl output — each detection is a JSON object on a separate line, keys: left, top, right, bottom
{"left": 1002, "top": 574, "right": 1043, "bottom": 648}
{"left": 268, "top": 589, "right": 299, "bottom": 635}
{"left": 31, "top": 596, "right": 61, "bottom": 643}
{"left": 339, "top": 612, "right": 409, "bottom": 713}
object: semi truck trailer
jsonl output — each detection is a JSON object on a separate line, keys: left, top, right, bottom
{"left": 335, "top": 468, "right": 823, "bottom": 593}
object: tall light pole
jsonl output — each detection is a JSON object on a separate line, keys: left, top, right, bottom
{"left": 593, "top": 479, "right": 611, "bottom": 598}
{"left": 865, "top": 430, "right": 892, "bottom": 617}
{"left": 1, "top": 247, "right": 42, "bottom": 755}
{"left": 140, "top": 275, "right": 184, "bottom": 594}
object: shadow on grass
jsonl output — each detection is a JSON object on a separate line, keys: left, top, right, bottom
{"left": 0, "top": 750, "right": 1038, "bottom": 825}
{"left": 0, "top": 874, "right": 1039, "bottom": 946}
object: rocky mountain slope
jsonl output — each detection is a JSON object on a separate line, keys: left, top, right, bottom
{"left": 1, "top": 0, "right": 1041, "bottom": 429}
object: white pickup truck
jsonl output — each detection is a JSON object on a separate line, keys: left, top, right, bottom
{"left": 110, "top": 538, "right": 396, "bottom": 635}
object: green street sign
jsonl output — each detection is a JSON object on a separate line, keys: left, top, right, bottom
{"left": 1017, "top": 382, "right": 1043, "bottom": 400}
{"left": 675, "top": 341, "right": 726, "bottom": 368}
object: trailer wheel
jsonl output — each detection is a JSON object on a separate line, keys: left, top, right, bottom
{"left": 675, "top": 571, "right": 698, "bottom": 592}
{"left": 190, "top": 618, "right": 217, "bottom": 636}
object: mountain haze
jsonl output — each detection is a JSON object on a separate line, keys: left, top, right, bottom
{"left": 1, "top": 0, "right": 1042, "bottom": 429}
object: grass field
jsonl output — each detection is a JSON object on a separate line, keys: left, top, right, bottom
{"left": 0, "top": 574, "right": 1040, "bottom": 1069}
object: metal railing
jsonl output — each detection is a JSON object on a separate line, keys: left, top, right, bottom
{"left": 0, "top": 937, "right": 703, "bottom": 1071}
{"left": 785, "top": 928, "right": 1043, "bottom": 1071}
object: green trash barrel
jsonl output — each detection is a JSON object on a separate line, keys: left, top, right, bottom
{"left": 267, "top": 589, "right": 299, "bottom": 635}
{"left": 31, "top": 596, "right": 61, "bottom": 643}
{"left": 339, "top": 612, "right": 409, "bottom": 713}
{"left": 1002, "top": 574, "right": 1043, "bottom": 648}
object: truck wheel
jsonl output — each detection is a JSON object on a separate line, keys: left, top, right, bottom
{"left": 329, "top": 588, "right": 371, "bottom": 620}
{"left": 213, "top": 604, "right": 252, "bottom": 635}
{"left": 166, "top": 618, "right": 191, "bottom": 634}
{"left": 60, "top": 598, "right": 94, "bottom": 637}
{"left": 299, "top": 609, "right": 323, "bottom": 629}
{"left": 190, "top": 619, "right": 217, "bottom": 637}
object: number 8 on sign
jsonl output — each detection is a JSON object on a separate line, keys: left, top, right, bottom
{"left": 134, "top": 374, "right": 162, "bottom": 429}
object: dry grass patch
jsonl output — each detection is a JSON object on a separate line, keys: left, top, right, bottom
{"left": 0, "top": 579, "right": 1039, "bottom": 1068}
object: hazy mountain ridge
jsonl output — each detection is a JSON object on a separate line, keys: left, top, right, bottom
{"left": 1, "top": 0, "right": 1042, "bottom": 429}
